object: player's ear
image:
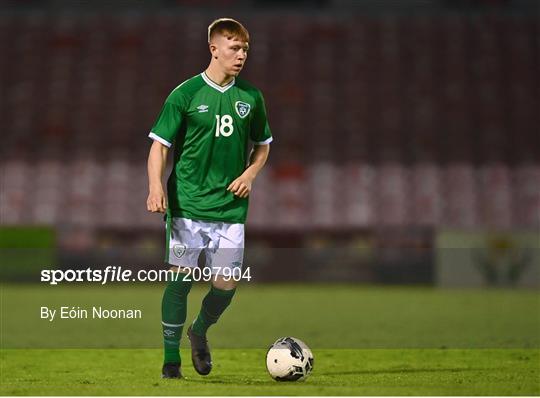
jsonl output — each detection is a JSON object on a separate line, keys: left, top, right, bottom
{"left": 209, "top": 43, "right": 218, "bottom": 59}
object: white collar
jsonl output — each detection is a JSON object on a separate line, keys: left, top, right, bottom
{"left": 201, "top": 72, "right": 235, "bottom": 93}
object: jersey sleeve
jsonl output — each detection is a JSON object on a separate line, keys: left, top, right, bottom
{"left": 148, "top": 91, "right": 188, "bottom": 147}
{"left": 250, "top": 91, "right": 273, "bottom": 145}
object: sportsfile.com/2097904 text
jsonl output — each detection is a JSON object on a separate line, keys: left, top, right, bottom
{"left": 40, "top": 266, "right": 252, "bottom": 285}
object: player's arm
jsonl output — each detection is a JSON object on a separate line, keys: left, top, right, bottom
{"left": 227, "top": 143, "right": 270, "bottom": 198}
{"left": 147, "top": 140, "right": 169, "bottom": 213}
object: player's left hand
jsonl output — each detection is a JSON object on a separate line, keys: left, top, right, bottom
{"left": 227, "top": 175, "right": 253, "bottom": 198}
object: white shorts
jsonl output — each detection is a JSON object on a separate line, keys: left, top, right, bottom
{"left": 166, "top": 217, "right": 244, "bottom": 275}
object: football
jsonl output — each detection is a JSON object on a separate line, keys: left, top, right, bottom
{"left": 265, "top": 337, "right": 314, "bottom": 381}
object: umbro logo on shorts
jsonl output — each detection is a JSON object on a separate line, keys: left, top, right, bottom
{"left": 197, "top": 104, "right": 209, "bottom": 113}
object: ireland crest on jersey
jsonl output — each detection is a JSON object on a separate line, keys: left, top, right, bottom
{"left": 235, "top": 101, "right": 251, "bottom": 118}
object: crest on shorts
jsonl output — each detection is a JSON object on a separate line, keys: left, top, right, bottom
{"left": 235, "top": 101, "right": 251, "bottom": 118}
{"left": 173, "top": 244, "right": 186, "bottom": 258}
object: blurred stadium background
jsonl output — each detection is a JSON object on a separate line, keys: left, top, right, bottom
{"left": 0, "top": 0, "right": 539, "bottom": 287}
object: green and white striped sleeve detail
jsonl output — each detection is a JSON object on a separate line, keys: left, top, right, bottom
{"left": 149, "top": 101, "right": 184, "bottom": 147}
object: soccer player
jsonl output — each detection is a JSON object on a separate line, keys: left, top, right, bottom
{"left": 146, "top": 18, "right": 272, "bottom": 379}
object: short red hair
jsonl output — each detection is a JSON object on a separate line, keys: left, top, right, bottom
{"left": 208, "top": 18, "right": 250, "bottom": 44}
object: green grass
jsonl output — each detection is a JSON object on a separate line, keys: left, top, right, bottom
{"left": 2, "top": 284, "right": 538, "bottom": 349}
{"left": 1, "top": 348, "right": 538, "bottom": 395}
{"left": 1, "top": 284, "right": 539, "bottom": 395}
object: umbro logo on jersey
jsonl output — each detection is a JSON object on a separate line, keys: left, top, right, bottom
{"left": 235, "top": 101, "right": 251, "bottom": 118}
{"left": 197, "top": 104, "right": 209, "bottom": 113}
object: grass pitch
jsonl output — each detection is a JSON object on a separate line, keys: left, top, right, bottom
{"left": 1, "top": 284, "right": 539, "bottom": 395}
{"left": 1, "top": 348, "right": 538, "bottom": 395}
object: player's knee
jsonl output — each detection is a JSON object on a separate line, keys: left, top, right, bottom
{"left": 212, "top": 276, "right": 237, "bottom": 290}
{"left": 168, "top": 265, "right": 191, "bottom": 274}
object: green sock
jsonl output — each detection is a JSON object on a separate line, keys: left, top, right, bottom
{"left": 192, "top": 285, "right": 236, "bottom": 337}
{"left": 162, "top": 274, "right": 192, "bottom": 364}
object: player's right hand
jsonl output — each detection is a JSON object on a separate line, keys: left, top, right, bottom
{"left": 147, "top": 189, "right": 167, "bottom": 213}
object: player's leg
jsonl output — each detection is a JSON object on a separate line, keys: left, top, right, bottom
{"left": 161, "top": 266, "right": 191, "bottom": 378}
{"left": 187, "top": 221, "right": 244, "bottom": 375}
{"left": 190, "top": 277, "right": 238, "bottom": 337}
{"left": 161, "top": 218, "right": 203, "bottom": 378}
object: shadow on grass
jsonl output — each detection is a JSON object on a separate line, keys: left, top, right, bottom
{"left": 319, "top": 367, "right": 485, "bottom": 376}
{"left": 182, "top": 376, "right": 272, "bottom": 386}
{"left": 178, "top": 367, "right": 485, "bottom": 387}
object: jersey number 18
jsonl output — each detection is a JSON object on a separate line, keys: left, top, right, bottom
{"left": 215, "top": 114, "right": 234, "bottom": 137}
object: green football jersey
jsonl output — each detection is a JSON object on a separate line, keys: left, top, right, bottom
{"left": 149, "top": 72, "right": 273, "bottom": 224}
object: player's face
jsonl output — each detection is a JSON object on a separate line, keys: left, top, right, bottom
{"left": 210, "top": 34, "right": 249, "bottom": 77}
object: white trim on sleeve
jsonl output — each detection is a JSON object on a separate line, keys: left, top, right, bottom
{"left": 148, "top": 132, "right": 172, "bottom": 148}
{"left": 253, "top": 136, "right": 273, "bottom": 145}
